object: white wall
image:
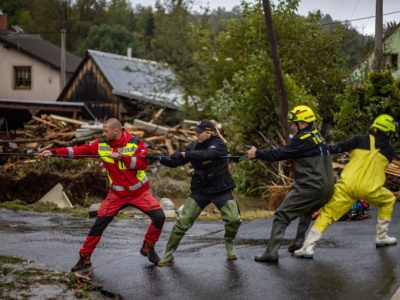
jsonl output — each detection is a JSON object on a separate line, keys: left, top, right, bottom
{"left": 0, "top": 43, "right": 60, "bottom": 101}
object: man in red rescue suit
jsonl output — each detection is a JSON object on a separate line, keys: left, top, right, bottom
{"left": 246, "top": 105, "right": 335, "bottom": 262}
{"left": 295, "top": 114, "right": 398, "bottom": 259}
{"left": 40, "top": 118, "right": 165, "bottom": 271}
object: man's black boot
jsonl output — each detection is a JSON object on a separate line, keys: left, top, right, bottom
{"left": 140, "top": 241, "right": 160, "bottom": 264}
{"left": 71, "top": 252, "right": 92, "bottom": 272}
{"left": 255, "top": 222, "right": 287, "bottom": 262}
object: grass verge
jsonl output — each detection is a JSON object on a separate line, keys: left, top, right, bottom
{"left": 0, "top": 255, "right": 105, "bottom": 299}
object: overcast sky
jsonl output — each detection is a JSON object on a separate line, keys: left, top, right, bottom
{"left": 129, "top": 0, "right": 400, "bottom": 35}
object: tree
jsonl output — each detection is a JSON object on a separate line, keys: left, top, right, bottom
{"left": 106, "top": 0, "right": 136, "bottom": 31}
{"left": 76, "top": 23, "right": 137, "bottom": 57}
{"left": 134, "top": 6, "right": 155, "bottom": 56}
{"left": 332, "top": 71, "right": 400, "bottom": 146}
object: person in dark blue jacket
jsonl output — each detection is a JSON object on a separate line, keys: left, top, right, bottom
{"left": 148, "top": 119, "right": 242, "bottom": 266}
{"left": 247, "top": 105, "right": 335, "bottom": 262}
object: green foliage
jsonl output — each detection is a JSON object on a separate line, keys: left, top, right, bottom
{"left": 106, "top": 0, "right": 136, "bottom": 31}
{"left": 0, "top": 255, "right": 25, "bottom": 264}
{"left": 182, "top": 1, "right": 349, "bottom": 194}
{"left": 76, "top": 24, "right": 137, "bottom": 56}
{"left": 233, "top": 159, "right": 265, "bottom": 196}
{"left": 332, "top": 71, "right": 400, "bottom": 144}
{"left": 147, "top": 166, "right": 190, "bottom": 199}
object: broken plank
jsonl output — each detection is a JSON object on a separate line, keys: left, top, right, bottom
{"left": 50, "top": 114, "right": 89, "bottom": 126}
{"left": 144, "top": 135, "right": 166, "bottom": 142}
{"left": 149, "top": 108, "right": 165, "bottom": 124}
{"left": 165, "top": 138, "right": 174, "bottom": 155}
{"left": 133, "top": 119, "right": 169, "bottom": 135}
{"left": 32, "top": 115, "right": 61, "bottom": 129}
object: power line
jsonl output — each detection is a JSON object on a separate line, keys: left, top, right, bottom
{"left": 321, "top": 10, "right": 400, "bottom": 27}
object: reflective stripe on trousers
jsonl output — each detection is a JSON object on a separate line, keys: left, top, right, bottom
{"left": 110, "top": 177, "right": 148, "bottom": 192}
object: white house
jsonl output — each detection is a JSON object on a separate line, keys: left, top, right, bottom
{"left": 0, "top": 12, "right": 81, "bottom": 101}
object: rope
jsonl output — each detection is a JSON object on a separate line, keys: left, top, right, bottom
{"left": 0, "top": 152, "right": 247, "bottom": 159}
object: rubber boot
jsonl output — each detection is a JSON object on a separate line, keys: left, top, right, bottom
{"left": 157, "top": 198, "right": 202, "bottom": 267}
{"left": 254, "top": 221, "right": 287, "bottom": 262}
{"left": 294, "top": 228, "right": 323, "bottom": 259}
{"left": 71, "top": 252, "right": 92, "bottom": 272}
{"left": 288, "top": 214, "right": 312, "bottom": 253}
{"left": 375, "top": 218, "right": 397, "bottom": 247}
{"left": 220, "top": 200, "right": 242, "bottom": 260}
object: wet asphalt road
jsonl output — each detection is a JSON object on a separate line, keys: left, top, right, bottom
{"left": 1, "top": 204, "right": 400, "bottom": 300}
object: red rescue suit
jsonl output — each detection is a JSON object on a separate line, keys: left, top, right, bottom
{"left": 51, "top": 129, "right": 165, "bottom": 253}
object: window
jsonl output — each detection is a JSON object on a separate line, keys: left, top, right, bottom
{"left": 14, "top": 66, "right": 31, "bottom": 89}
{"left": 384, "top": 54, "right": 398, "bottom": 70}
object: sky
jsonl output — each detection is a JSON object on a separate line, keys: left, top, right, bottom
{"left": 129, "top": 0, "right": 400, "bottom": 35}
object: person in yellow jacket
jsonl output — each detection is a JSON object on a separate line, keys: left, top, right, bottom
{"left": 295, "top": 114, "right": 398, "bottom": 259}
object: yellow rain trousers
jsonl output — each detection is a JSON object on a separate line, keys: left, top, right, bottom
{"left": 314, "top": 135, "right": 395, "bottom": 233}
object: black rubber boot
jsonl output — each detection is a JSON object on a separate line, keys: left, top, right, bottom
{"left": 288, "top": 214, "right": 312, "bottom": 253}
{"left": 71, "top": 252, "right": 92, "bottom": 272}
{"left": 255, "top": 222, "right": 287, "bottom": 263}
{"left": 140, "top": 242, "right": 160, "bottom": 264}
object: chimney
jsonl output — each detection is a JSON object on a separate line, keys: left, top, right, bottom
{"left": 0, "top": 10, "right": 7, "bottom": 30}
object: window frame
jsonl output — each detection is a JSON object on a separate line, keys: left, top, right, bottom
{"left": 384, "top": 53, "right": 398, "bottom": 71}
{"left": 13, "top": 66, "right": 32, "bottom": 90}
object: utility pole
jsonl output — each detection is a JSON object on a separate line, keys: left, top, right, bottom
{"left": 261, "top": 0, "right": 290, "bottom": 144}
{"left": 374, "top": 0, "right": 383, "bottom": 70}
{"left": 60, "top": 29, "right": 66, "bottom": 91}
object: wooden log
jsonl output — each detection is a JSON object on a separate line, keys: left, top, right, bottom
{"left": 48, "top": 132, "right": 76, "bottom": 138}
{"left": 38, "top": 143, "right": 54, "bottom": 152}
{"left": 385, "top": 169, "right": 400, "bottom": 177}
{"left": 144, "top": 135, "right": 166, "bottom": 142}
{"left": 149, "top": 108, "right": 164, "bottom": 124}
{"left": 167, "top": 128, "right": 194, "bottom": 134}
{"left": 165, "top": 138, "right": 174, "bottom": 155}
{"left": 133, "top": 119, "right": 169, "bottom": 135}
{"left": 390, "top": 160, "right": 400, "bottom": 167}
{"left": 50, "top": 114, "right": 89, "bottom": 126}
{"left": 332, "top": 162, "right": 345, "bottom": 169}
{"left": 32, "top": 116, "right": 61, "bottom": 129}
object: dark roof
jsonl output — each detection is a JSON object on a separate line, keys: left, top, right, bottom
{"left": 0, "top": 30, "right": 81, "bottom": 73}
{"left": 88, "top": 50, "right": 184, "bottom": 109}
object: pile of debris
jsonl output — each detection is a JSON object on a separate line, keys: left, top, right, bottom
{"left": 0, "top": 109, "right": 200, "bottom": 166}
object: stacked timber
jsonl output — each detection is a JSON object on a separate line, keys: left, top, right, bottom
{"left": 0, "top": 111, "right": 201, "bottom": 167}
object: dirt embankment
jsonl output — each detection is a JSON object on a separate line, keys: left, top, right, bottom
{"left": 0, "top": 159, "right": 108, "bottom": 206}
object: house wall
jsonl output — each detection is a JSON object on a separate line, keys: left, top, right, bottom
{"left": 351, "top": 28, "right": 400, "bottom": 80}
{"left": 0, "top": 43, "right": 61, "bottom": 101}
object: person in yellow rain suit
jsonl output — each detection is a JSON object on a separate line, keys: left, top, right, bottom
{"left": 295, "top": 114, "right": 398, "bottom": 259}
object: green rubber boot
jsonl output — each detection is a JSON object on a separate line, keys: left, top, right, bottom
{"left": 288, "top": 214, "right": 312, "bottom": 253}
{"left": 157, "top": 198, "right": 202, "bottom": 267}
{"left": 220, "top": 200, "right": 242, "bottom": 260}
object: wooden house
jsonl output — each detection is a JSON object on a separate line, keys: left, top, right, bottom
{"left": 57, "top": 50, "right": 184, "bottom": 124}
